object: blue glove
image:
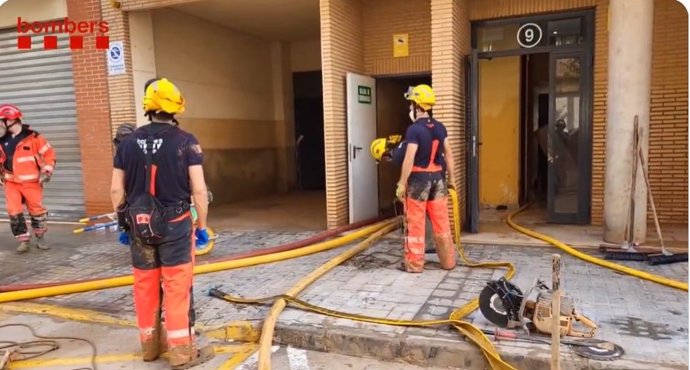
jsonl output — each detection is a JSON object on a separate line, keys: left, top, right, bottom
{"left": 118, "top": 232, "right": 130, "bottom": 246}
{"left": 195, "top": 228, "right": 209, "bottom": 246}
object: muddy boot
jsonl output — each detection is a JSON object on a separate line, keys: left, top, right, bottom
{"left": 31, "top": 214, "right": 49, "bottom": 250}
{"left": 142, "top": 318, "right": 164, "bottom": 361}
{"left": 35, "top": 235, "right": 49, "bottom": 250}
{"left": 169, "top": 344, "right": 215, "bottom": 370}
{"left": 11, "top": 214, "right": 30, "bottom": 254}
{"left": 141, "top": 338, "right": 160, "bottom": 362}
{"left": 16, "top": 241, "right": 30, "bottom": 254}
{"left": 159, "top": 326, "right": 168, "bottom": 354}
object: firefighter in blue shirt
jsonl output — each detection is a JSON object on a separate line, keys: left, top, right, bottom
{"left": 110, "top": 78, "right": 214, "bottom": 368}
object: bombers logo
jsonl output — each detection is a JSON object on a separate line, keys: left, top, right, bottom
{"left": 16, "top": 17, "right": 110, "bottom": 50}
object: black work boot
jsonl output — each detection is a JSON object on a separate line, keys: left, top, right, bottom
{"left": 10, "top": 214, "right": 30, "bottom": 254}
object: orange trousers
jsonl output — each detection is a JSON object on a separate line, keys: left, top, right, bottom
{"left": 130, "top": 213, "right": 196, "bottom": 348}
{"left": 4, "top": 181, "right": 46, "bottom": 216}
{"left": 404, "top": 174, "right": 457, "bottom": 273}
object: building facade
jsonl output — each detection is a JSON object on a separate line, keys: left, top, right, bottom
{"left": 0, "top": 0, "right": 686, "bottom": 243}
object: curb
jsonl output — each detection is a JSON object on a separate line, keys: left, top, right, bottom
{"left": 273, "top": 320, "right": 688, "bottom": 370}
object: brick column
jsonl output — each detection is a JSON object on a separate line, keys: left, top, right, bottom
{"left": 101, "top": 0, "right": 138, "bottom": 136}
{"left": 320, "top": 0, "right": 364, "bottom": 228}
{"left": 431, "top": 0, "right": 469, "bottom": 225}
{"left": 66, "top": 0, "right": 114, "bottom": 215}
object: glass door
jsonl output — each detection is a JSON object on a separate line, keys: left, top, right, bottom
{"left": 548, "top": 52, "right": 591, "bottom": 224}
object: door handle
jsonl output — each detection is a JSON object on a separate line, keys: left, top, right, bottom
{"left": 353, "top": 145, "right": 363, "bottom": 159}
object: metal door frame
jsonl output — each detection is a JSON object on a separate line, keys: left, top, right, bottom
{"left": 548, "top": 50, "right": 593, "bottom": 224}
{"left": 467, "top": 9, "right": 595, "bottom": 232}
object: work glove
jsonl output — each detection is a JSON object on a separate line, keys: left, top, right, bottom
{"left": 118, "top": 231, "right": 130, "bottom": 246}
{"left": 39, "top": 168, "right": 52, "bottom": 184}
{"left": 195, "top": 228, "right": 209, "bottom": 246}
{"left": 395, "top": 182, "right": 406, "bottom": 200}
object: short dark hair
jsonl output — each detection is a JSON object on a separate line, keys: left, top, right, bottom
{"left": 150, "top": 111, "right": 175, "bottom": 122}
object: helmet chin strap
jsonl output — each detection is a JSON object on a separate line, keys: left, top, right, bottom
{"left": 6, "top": 120, "right": 20, "bottom": 129}
{"left": 409, "top": 106, "right": 417, "bottom": 122}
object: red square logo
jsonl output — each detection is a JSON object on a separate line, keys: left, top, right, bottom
{"left": 96, "top": 36, "right": 109, "bottom": 49}
{"left": 69, "top": 36, "right": 83, "bottom": 49}
{"left": 43, "top": 36, "right": 58, "bottom": 49}
{"left": 17, "top": 36, "right": 31, "bottom": 49}
{"left": 135, "top": 214, "right": 151, "bottom": 224}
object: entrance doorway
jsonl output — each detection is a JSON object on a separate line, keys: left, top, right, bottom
{"left": 468, "top": 10, "right": 594, "bottom": 232}
{"left": 293, "top": 71, "right": 326, "bottom": 191}
{"left": 376, "top": 74, "right": 432, "bottom": 214}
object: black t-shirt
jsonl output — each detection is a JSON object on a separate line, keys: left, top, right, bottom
{"left": 404, "top": 117, "right": 447, "bottom": 170}
{"left": 113, "top": 122, "right": 204, "bottom": 207}
{"left": 0, "top": 128, "right": 32, "bottom": 172}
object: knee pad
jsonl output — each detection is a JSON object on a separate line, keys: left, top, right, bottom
{"left": 10, "top": 214, "right": 28, "bottom": 238}
{"left": 31, "top": 213, "right": 47, "bottom": 236}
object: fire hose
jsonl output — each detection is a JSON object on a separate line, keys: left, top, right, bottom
{"left": 506, "top": 205, "right": 688, "bottom": 291}
{"left": 211, "top": 189, "right": 521, "bottom": 370}
{"left": 0, "top": 218, "right": 392, "bottom": 302}
{"left": 0, "top": 215, "right": 386, "bottom": 293}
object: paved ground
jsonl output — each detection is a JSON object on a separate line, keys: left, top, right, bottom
{"left": 0, "top": 312, "right": 444, "bottom": 370}
{"left": 0, "top": 224, "right": 687, "bottom": 369}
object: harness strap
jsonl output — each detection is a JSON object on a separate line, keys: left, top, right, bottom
{"left": 411, "top": 119, "right": 443, "bottom": 173}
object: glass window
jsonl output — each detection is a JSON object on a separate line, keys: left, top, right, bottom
{"left": 552, "top": 57, "right": 582, "bottom": 214}
{"left": 476, "top": 24, "right": 520, "bottom": 52}
{"left": 547, "top": 18, "right": 584, "bottom": 46}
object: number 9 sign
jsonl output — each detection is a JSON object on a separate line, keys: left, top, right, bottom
{"left": 517, "top": 23, "right": 542, "bottom": 48}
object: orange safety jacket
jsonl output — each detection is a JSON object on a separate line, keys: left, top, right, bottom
{"left": 0, "top": 127, "right": 56, "bottom": 183}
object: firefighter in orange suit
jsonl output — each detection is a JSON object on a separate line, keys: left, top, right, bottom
{"left": 395, "top": 85, "right": 457, "bottom": 273}
{"left": 110, "top": 78, "right": 214, "bottom": 368}
{"left": 0, "top": 104, "right": 56, "bottom": 253}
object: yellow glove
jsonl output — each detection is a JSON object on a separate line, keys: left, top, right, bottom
{"left": 388, "top": 135, "right": 402, "bottom": 145}
{"left": 395, "top": 182, "right": 406, "bottom": 200}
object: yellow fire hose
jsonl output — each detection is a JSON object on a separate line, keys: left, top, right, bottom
{"left": 215, "top": 189, "right": 520, "bottom": 370}
{"left": 0, "top": 220, "right": 395, "bottom": 303}
{"left": 505, "top": 205, "right": 688, "bottom": 291}
{"left": 256, "top": 218, "right": 401, "bottom": 370}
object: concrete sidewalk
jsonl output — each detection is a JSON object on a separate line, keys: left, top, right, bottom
{"left": 0, "top": 226, "right": 687, "bottom": 370}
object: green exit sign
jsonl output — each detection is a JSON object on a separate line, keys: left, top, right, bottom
{"left": 358, "top": 85, "right": 372, "bottom": 104}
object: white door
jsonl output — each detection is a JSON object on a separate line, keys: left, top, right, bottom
{"left": 346, "top": 73, "right": 379, "bottom": 223}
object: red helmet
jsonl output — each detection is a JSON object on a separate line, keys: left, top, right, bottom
{"left": 0, "top": 104, "right": 22, "bottom": 121}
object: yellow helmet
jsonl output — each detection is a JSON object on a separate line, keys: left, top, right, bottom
{"left": 404, "top": 84, "right": 435, "bottom": 111}
{"left": 143, "top": 78, "right": 185, "bottom": 115}
{"left": 370, "top": 135, "right": 403, "bottom": 162}
{"left": 370, "top": 138, "right": 387, "bottom": 162}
